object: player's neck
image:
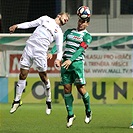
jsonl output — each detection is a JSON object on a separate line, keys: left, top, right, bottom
{"left": 77, "top": 28, "right": 86, "bottom": 32}
{"left": 55, "top": 18, "right": 61, "bottom": 26}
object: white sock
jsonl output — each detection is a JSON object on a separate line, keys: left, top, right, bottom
{"left": 46, "top": 79, "right": 50, "bottom": 89}
{"left": 14, "top": 80, "right": 26, "bottom": 101}
{"left": 42, "top": 79, "right": 51, "bottom": 102}
{"left": 45, "top": 88, "right": 51, "bottom": 102}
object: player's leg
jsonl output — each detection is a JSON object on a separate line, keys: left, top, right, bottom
{"left": 10, "top": 68, "right": 29, "bottom": 114}
{"left": 10, "top": 49, "right": 32, "bottom": 114}
{"left": 34, "top": 51, "right": 52, "bottom": 115}
{"left": 39, "top": 72, "right": 52, "bottom": 115}
{"left": 74, "top": 61, "right": 92, "bottom": 123}
{"left": 64, "top": 84, "right": 76, "bottom": 128}
{"left": 77, "top": 85, "right": 92, "bottom": 124}
{"left": 61, "top": 63, "right": 76, "bottom": 127}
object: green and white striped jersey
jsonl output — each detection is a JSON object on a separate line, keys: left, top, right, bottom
{"left": 63, "top": 28, "right": 92, "bottom": 61}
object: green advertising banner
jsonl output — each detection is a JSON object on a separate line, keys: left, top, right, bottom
{"left": 8, "top": 77, "right": 133, "bottom": 104}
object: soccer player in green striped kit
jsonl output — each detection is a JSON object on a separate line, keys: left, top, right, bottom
{"left": 130, "top": 122, "right": 133, "bottom": 128}
{"left": 49, "top": 15, "right": 92, "bottom": 128}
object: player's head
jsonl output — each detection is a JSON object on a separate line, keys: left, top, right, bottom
{"left": 77, "top": 17, "right": 90, "bottom": 31}
{"left": 57, "top": 12, "right": 70, "bottom": 26}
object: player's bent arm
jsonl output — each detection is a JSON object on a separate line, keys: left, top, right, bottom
{"left": 70, "top": 34, "right": 92, "bottom": 62}
{"left": 54, "top": 31, "right": 64, "bottom": 60}
{"left": 70, "top": 41, "right": 89, "bottom": 62}
{"left": 69, "top": 46, "right": 84, "bottom": 62}
{"left": 56, "top": 45, "right": 63, "bottom": 61}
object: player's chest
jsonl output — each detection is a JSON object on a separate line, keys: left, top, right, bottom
{"left": 42, "top": 21, "right": 59, "bottom": 34}
{"left": 66, "top": 32, "right": 84, "bottom": 43}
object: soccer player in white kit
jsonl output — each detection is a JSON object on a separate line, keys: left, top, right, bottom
{"left": 9, "top": 12, "right": 70, "bottom": 115}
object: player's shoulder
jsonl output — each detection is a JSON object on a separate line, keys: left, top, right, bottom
{"left": 84, "top": 29, "right": 90, "bottom": 34}
{"left": 39, "top": 15, "right": 51, "bottom": 20}
{"left": 84, "top": 30, "right": 92, "bottom": 37}
{"left": 69, "top": 28, "right": 76, "bottom": 31}
{"left": 65, "top": 28, "right": 76, "bottom": 33}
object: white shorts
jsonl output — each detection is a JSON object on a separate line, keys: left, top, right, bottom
{"left": 20, "top": 44, "right": 47, "bottom": 72}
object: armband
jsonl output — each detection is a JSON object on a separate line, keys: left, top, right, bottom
{"left": 80, "top": 42, "right": 88, "bottom": 49}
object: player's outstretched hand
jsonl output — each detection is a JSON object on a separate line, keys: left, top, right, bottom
{"left": 47, "top": 53, "right": 53, "bottom": 59}
{"left": 62, "top": 60, "right": 72, "bottom": 69}
{"left": 9, "top": 25, "right": 17, "bottom": 33}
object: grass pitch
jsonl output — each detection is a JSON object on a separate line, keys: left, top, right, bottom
{"left": 0, "top": 103, "right": 132, "bottom": 133}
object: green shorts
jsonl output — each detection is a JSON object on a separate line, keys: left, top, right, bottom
{"left": 61, "top": 60, "right": 86, "bottom": 85}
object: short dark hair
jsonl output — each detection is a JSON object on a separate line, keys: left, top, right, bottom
{"left": 79, "top": 17, "right": 90, "bottom": 23}
{"left": 83, "top": 17, "right": 90, "bottom": 22}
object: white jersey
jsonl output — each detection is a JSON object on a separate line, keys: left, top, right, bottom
{"left": 17, "top": 15, "right": 63, "bottom": 60}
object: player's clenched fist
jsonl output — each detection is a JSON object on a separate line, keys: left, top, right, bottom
{"left": 9, "top": 25, "right": 18, "bottom": 33}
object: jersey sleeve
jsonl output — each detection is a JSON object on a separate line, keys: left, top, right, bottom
{"left": 54, "top": 30, "right": 63, "bottom": 61}
{"left": 50, "top": 29, "right": 73, "bottom": 54}
{"left": 17, "top": 16, "right": 47, "bottom": 29}
{"left": 83, "top": 33, "right": 92, "bottom": 46}
{"left": 69, "top": 47, "right": 84, "bottom": 62}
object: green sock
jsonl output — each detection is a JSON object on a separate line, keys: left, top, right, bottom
{"left": 82, "top": 92, "right": 91, "bottom": 113}
{"left": 64, "top": 93, "right": 74, "bottom": 116}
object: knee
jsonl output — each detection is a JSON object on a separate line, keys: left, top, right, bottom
{"left": 77, "top": 85, "right": 86, "bottom": 95}
{"left": 39, "top": 72, "right": 48, "bottom": 85}
{"left": 19, "top": 73, "right": 27, "bottom": 80}
{"left": 64, "top": 88, "right": 71, "bottom": 94}
{"left": 42, "top": 80, "right": 48, "bottom": 85}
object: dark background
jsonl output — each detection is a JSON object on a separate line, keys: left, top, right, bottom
{"left": 0, "top": 0, "right": 61, "bottom": 33}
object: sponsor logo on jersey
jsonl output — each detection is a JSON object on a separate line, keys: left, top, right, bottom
{"left": 68, "top": 34, "right": 82, "bottom": 42}
{"left": 73, "top": 36, "right": 81, "bottom": 40}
